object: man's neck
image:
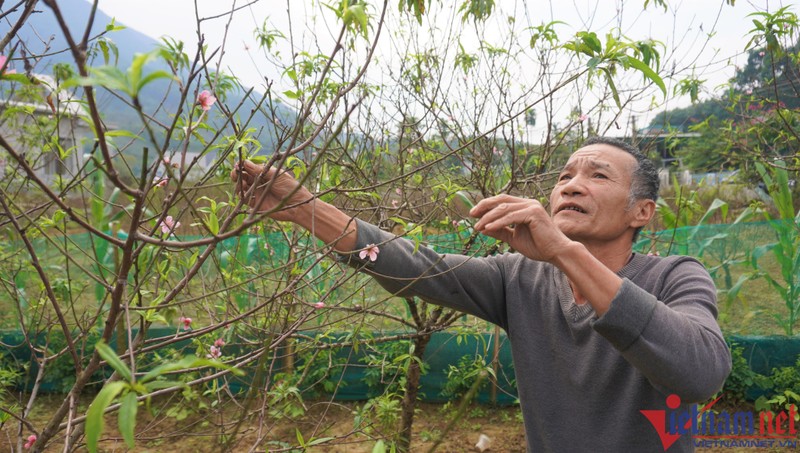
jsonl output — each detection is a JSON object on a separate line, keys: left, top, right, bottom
{"left": 581, "top": 240, "right": 635, "bottom": 274}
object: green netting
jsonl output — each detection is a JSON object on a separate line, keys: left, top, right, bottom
{"left": 11, "top": 220, "right": 784, "bottom": 305}
{"left": 635, "top": 221, "right": 788, "bottom": 293}
{"left": 0, "top": 328, "right": 517, "bottom": 404}
{"left": 1, "top": 220, "right": 797, "bottom": 401}
{"left": 636, "top": 221, "right": 780, "bottom": 258}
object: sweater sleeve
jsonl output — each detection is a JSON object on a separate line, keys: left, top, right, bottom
{"left": 340, "top": 219, "right": 511, "bottom": 329}
{"left": 591, "top": 258, "right": 732, "bottom": 402}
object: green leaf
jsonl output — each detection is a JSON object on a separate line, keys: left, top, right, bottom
{"left": 399, "top": 0, "right": 426, "bottom": 23}
{"left": 732, "top": 206, "right": 757, "bottom": 224}
{"left": 580, "top": 31, "right": 602, "bottom": 54}
{"left": 142, "top": 380, "right": 184, "bottom": 392}
{"left": 725, "top": 273, "right": 754, "bottom": 304}
{"left": 71, "top": 66, "right": 130, "bottom": 94}
{"left": 206, "top": 212, "right": 220, "bottom": 235}
{"left": 141, "top": 355, "right": 243, "bottom": 383}
{"left": 624, "top": 56, "right": 666, "bottom": 96}
{"left": 308, "top": 436, "right": 335, "bottom": 446}
{"left": 98, "top": 40, "right": 111, "bottom": 65}
{"left": 343, "top": 3, "right": 369, "bottom": 38}
{"left": 128, "top": 51, "right": 158, "bottom": 96}
{"left": 601, "top": 67, "right": 621, "bottom": 108}
{"left": 105, "top": 18, "right": 126, "bottom": 32}
{"left": 86, "top": 381, "right": 127, "bottom": 453}
{"left": 454, "top": 190, "right": 475, "bottom": 210}
{"left": 696, "top": 198, "right": 728, "bottom": 226}
{"left": 137, "top": 70, "right": 178, "bottom": 92}
{"left": 95, "top": 341, "right": 133, "bottom": 383}
{"left": 118, "top": 391, "right": 138, "bottom": 449}
{"left": 372, "top": 439, "right": 387, "bottom": 453}
{"left": 0, "top": 73, "right": 32, "bottom": 84}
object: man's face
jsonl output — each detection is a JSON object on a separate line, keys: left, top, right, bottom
{"left": 549, "top": 144, "right": 641, "bottom": 243}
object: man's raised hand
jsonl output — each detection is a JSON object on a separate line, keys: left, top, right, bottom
{"left": 469, "top": 194, "right": 572, "bottom": 263}
{"left": 230, "top": 160, "right": 314, "bottom": 223}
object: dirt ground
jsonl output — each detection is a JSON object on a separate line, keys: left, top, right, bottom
{"left": 5, "top": 395, "right": 797, "bottom": 452}
{"left": 6, "top": 396, "right": 527, "bottom": 452}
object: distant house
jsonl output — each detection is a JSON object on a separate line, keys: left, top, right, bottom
{"left": 0, "top": 74, "right": 91, "bottom": 183}
{"left": 632, "top": 128, "right": 701, "bottom": 167}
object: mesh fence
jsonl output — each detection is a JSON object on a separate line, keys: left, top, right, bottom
{"left": 0, "top": 221, "right": 795, "bottom": 400}
{"left": 2, "top": 220, "right": 790, "bottom": 317}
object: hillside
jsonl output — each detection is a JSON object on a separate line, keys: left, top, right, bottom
{"left": 6, "top": 0, "right": 292, "bottom": 163}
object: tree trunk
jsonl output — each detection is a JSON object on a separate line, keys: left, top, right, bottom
{"left": 397, "top": 332, "right": 432, "bottom": 452}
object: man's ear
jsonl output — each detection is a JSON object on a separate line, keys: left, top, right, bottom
{"left": 630, "top": 199, "right": 656, "bottom": 228}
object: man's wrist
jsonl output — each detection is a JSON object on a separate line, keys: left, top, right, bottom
{"left": 295, "top": 198, "right": 357, "bottom": 252}
{"left": 550, "top": 240, "right": 586, "bottom": 270}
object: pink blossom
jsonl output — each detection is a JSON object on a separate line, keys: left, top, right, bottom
{"left": 159, "top": 215, "right": 181, "bottom": 234}
{"left": 392, "top": 200, "right": 399, "bottom": 208}
{"left": 492, "top": 146, "right": 503, "bottom": 156}
{"left": 452, "top": 220, "right": 459, "bottom": 228}
{"left": 759, "top": 51, "right": 765, "bottom": 57}
{"left": 197, "top": 90, "right": 217, "bottom": 111}
{"left": 313, "top": 302, "right": 325, "bottom": 309}
{"left": 163, "top": 156, "right": 179, "bottom": 168}
{"left": 179, "top": 316, "right": 192, "bottom": 330}
{"left": 647, "top": 251, "right": 660, "bottom": 256}
{"left": 207, "top": 345, "right": 221, "bottom": 359}
{"left": 395, "top": 188, "right": 402, "bottom": 196}
{"left": 359, "top": 244, "right": 380, "bottom": 262}
{"left": 154, "top": 177, "right": 168, "bottom": 188}
{"left": 578, "top": 114, "right": 588, "bottom": 123}
{"left": 0, "top": 55, "right": 15, "bottom": 75}
{"left": 24, "top": 434, "right": 36, "bottom": 449}
{"left": 745, "top": 88, "right": 753, "bottom": 95}
{"left": 214, "top": 338, "right": 226, "bottom": 347}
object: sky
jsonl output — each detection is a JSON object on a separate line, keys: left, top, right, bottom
{"left": 86, "top": 0, "right": 784, "bottom": 134}
{"left": 89, "top": 0, "right": 760, "bottom": 85}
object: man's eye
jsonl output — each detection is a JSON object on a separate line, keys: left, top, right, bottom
{"left": 593, "top": 173, "right": 608, "bottom": 179}
{"left": 559, "top": 174, "right": 571, "bottom": 181}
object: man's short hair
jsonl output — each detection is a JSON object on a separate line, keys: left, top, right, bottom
{"left": 581, "top": 136, "right": 660, "bottom": 242}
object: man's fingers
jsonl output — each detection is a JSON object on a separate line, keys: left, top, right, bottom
{"left": 474, "top": 201, "right": 528, "bottom": 231}
{"left": 232, "top": 160, "right": 281, "bottom": 186}
{"left": 469, "top": 194, "right": 531, "bottom": 218}
{"left": 479, "top": 225, "right": 513, "bottom": 244}
{"left": 470, "top": 194, "right": 509, "bottom": 217}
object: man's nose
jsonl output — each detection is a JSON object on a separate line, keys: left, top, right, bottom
{"left": 560, "top": 175, "right": 586, "bottom": 196}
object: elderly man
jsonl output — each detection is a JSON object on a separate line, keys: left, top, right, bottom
{"left": 233, "top": 136, "right": 731, "bottom": 452}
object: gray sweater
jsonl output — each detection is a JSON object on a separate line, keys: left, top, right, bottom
{"left": 346, "top": 220, "right": 731, "bottom": 452}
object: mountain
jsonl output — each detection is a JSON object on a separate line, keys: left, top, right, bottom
{"left": 7, "top": 0, "right": 292, "bottom": 165}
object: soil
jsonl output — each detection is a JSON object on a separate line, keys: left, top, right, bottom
{"left": 4, "top": 395, "right": 796, "bottom": 452}
{"left": 6, "top": 396, "right": 527, "bottom": 452}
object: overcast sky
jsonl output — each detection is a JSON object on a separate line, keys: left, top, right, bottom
{"left": 87, "top": 0, "right": 786, "bottom": 133}
{"left": 91, "top": 1, "right": 761, "bottom": 89}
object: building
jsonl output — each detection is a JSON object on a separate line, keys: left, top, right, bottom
{"left": 0, "top": 74, "right": 91, "bottom": 183}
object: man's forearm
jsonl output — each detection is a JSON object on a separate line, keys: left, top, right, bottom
{"left": 551, "top": 242, "right": 623, "bottom": 316}
{"left": 294, "top": 199, "right": 358, "bottom": 253}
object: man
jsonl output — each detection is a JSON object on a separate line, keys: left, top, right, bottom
{"left": 232, "top": 136, "right": 731, "bottom": 452}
